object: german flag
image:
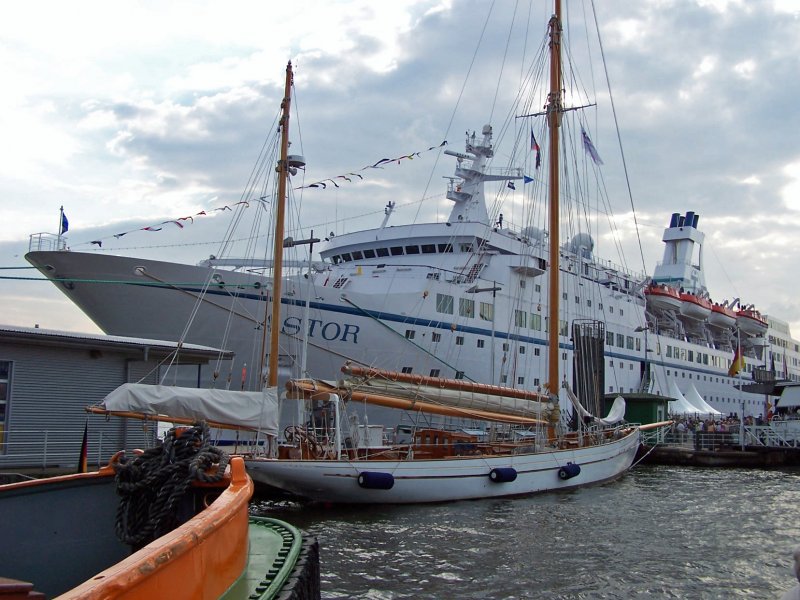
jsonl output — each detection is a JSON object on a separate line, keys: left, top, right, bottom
{"left": 77, "top": 420, "right": 88, "bottom": 473}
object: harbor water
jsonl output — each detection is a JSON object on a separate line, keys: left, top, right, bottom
{"left": 253, "top": 465, "right": 800, "bottom": 599}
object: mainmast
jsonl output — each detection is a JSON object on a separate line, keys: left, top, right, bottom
{"left": 546, "top": 2, "right": 563, "bottom": 397}
{"left": 263, "top": 61, "right": 293, "bottom": 388}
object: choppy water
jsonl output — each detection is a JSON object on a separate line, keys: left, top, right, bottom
{"left": 252, "top": 466, "right": 800, "bottom": 599}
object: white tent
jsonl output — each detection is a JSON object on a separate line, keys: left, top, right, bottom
{"left": 684, "top": 383, "right": 723, "bottom": 417}
{"left": 667, "top": 379, "right": 702, "bottom": 415}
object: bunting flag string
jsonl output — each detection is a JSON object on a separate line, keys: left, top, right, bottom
{"left": 297, "top": 141, "right": 447, "bottom": 191}
{"left": 105, "top": 200, "right": 260, "bottom": 241}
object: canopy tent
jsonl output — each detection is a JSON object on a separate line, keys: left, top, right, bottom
{"left": 667, "top": 379, "right": 703, "bottom": 416}
{"left": 684, "top": 383, "right": 724, "bottom": 417}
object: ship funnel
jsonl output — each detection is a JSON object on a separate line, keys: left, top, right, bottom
{"left": 670, "top": 213, "right": 679, "bottom": 228}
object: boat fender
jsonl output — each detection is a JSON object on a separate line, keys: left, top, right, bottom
{"left": 489, "top": 467, "right": 517, "bottom": 483}
{"left": 558, "top": 462, "right": 581, "bottom": 480}
{"left": 357, "top": 471, "right": 395, "bottom": 490}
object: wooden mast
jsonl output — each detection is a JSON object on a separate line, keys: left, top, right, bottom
{"left": 263, "top": 61, "right": 293, "bottom": 389}
{"left": 546, "top": 2, "right": 563, "bottom": 397}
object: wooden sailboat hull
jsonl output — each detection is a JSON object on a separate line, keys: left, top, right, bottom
{"left": 245, "top": 428, "right": 640, "bottom": 504}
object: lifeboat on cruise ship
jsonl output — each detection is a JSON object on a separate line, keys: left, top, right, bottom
{"left": 736, "top": 307, "right": 768, "bottom": 336}
{"left": 679, "top": 292, "right": 712, "bottom": 321}
{"left": 644, "top": 282, "right": 682, "bottom": 312}
{"left": 708, "top": 303, "right": 736, "bottom": 329}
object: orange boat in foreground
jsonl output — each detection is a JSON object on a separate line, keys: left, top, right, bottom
{"left": 0, "top": 425, "right": 319, "bottom": 599}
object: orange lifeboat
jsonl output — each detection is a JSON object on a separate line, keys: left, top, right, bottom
{"left": 644, "top": 282, "right": 682, "bottom": 311}
{"left": 736, "top": 307, "right": 768, "bottom": 336}
{"left": 679, "top": 292, "right": 712, "bottom": 321}
{"left": 707, "top": 303, "right": 736, "bottom": 329}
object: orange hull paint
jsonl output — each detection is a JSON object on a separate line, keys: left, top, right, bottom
{"left": 59, "top": 456, "right": 252, "bottom": 600}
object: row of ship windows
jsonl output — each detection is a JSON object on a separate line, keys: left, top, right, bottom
{"left": 434, "top": 294, "right": 623, "bottom": 324}
{"left": 330, "top": 243, "right": 463, "bottom": 265}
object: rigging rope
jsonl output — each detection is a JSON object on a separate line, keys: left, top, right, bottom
{"left": 112, "top": 422, "right": 230, "bottom": 549}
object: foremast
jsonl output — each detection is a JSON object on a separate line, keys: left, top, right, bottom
{"left": 263, "top": 61, "right": 293, "bottom": 388}
{"left": 546, "top": 2, "right": 563, "bottom": 398}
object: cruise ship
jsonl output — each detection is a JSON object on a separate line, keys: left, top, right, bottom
{"left": 25, "top": 125, "right": 799, "bottom": 420}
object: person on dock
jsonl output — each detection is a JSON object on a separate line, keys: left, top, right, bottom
{"left": 782, "top": 545, "right": 800, "bottom": 600}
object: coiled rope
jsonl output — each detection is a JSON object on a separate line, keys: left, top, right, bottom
{"left": 113, "top": 421, "right": 230, "bottom": 548}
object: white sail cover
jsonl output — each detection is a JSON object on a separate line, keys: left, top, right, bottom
{"left": 564, "top": 386, "right": 626, "bottom": 425}
{"left": 102, "top": 383, "right": 279, "bottom": 435}
{"left": 684, "top": 383, "right": 723, "bottom": 416}
{"left": 667, "top": 380, "right": 704, "bottom": 415}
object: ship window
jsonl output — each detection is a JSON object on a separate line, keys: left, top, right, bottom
{"left": 363, "top": 249, "right": 376, "bottom": 258}
{"left": 535, "top": 284, "right": 541, "bottom": 292}
{"left": 599, "top": 303, "right": 603, "bottom": 310}
{"left": 401, "top": 367, "right": 413, "bottom": 374}
{"left": 517, "top": 377, "right": 525, "bottom": 385}
{"left": 636, "top": 338, "right": 641, "bottom": 352}
{"left": 479, "top": 302, "right": 494, "bottom": 322}
{"left": 501, "top": 375, "right": 508, "bottom": 384}
{"left": 687, "top": 350, "right": 694, "bottom": 362}
{"left": 405, "top": 245, "right": 420, "bottom": 255}
{"left": 429, "top": 369, "right": 440, "bottom": 378}
{"left": 515, "top": 310, "right": 526, "bottom": 327}
{"left": 609, "top": 306, "right": 614, "bottom": 314}
{"left": 331, "top": 255, "right": 342, "bottom": 265}
{"left": 519, "top": 346, "right": 526, "bottom": 355}
{"left": 405, "top": 330, "right": 415, "bottom": 340}
{"left": 432, "top": 333, "right": 441, "bottom": 342}
{"left": 666, "top": 346, "right": 672, "bottom": 358}
{"left": 562, "top": 352, "right": 567, "bottom": 361}
{"left": 436, "top": 294, "right": 454, "bottom": 314}
{"left": 559, "top": 321, "right": 568, "bottom": 337}
{"left": 341, "top": 253, "right": 352, "bottom": 262}
{"left": 616, "top": 333, "right": 625, "bottom": 347}
{"left": 455, "top": 371, "right": 465, "bottom": 380}
{"left": 0, "top": 361, "right": 10, "bottom": 451}
{"left": 575, "top": 296, "right": 580, "bottom": 304}
{"left": 390, "top": 246, "right": 404, "bottom": 256}
{"left": 459, "top": 298, "right": 475, "bottom": 318}
{"left": 477, "top": 339, "right": 485, "bottom": 348}
{"left": 422, "top": 244, "right": 436, "bottom": 254}
{"left": 377, "top": 247, "right": 390, "bottom": 257}
{"left": 427, "top": 272, "right": 440, "bottom": 280}
{"left": 351, "top": 251, "right": 363, "bottom": 260}
{"left": 438, "top": 243, "right": 453, "bottom": 253}
{"left": 587, "top": 299, "right": 592, "bottom": 307}
{"left": 626, "top": 336, "right": 634, "bottom": 350}
{"left": 456, "top": 336, "right": 464, "bottom": 346}
{"left": 562, "top": 292, "right": 568, "bottom": 301}
{"left": 503, "top": 343, "right": 509, "bottom": 351}
{"left": 520, "top": 280, "right": 526, "bottom": 289}
{"left": 606, "top": 331, "right": 614, "bottom": 346}
{"left": 534, "top": 348, "right": 540, "bottom": 356}
{"left": 460, "top": 243, "right": 473, "bottom": 252}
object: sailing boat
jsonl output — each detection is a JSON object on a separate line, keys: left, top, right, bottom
{"left": 243, "top": 0, "right": 652, "bottom": 504}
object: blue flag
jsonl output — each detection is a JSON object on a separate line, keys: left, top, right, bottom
{"left": 581, "top": 127, "right": 604, "bottom": 165}
{"left": 61, "top": 212, "right": 69, "bottom": 234}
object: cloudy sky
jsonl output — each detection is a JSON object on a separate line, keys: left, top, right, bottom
{"left": 2, "top": 0, "right": 800, "bottom": 338}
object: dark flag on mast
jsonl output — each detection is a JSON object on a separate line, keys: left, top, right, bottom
{"left": 77, "top": 420, "right": 88, "bottom": 473}
{"left": 530, "top": 128, "right": 541, "bottom": 169}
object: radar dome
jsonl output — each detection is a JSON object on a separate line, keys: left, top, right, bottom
{"left": 568, "top": 233, "right": 594, "bottom": 258}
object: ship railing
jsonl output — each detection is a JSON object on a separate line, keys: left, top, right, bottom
{"left": 0, "top": 429, "right": 118, "bottom": 472}
{"left": 28, "top": 232, "right": 67, "bottom": 253}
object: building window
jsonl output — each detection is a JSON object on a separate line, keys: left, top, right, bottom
{"left": 436, "top": 294, "right": 454, "bottom": 314}
{"left": 0, "top": 361, "right": 9, "bottom": 451}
